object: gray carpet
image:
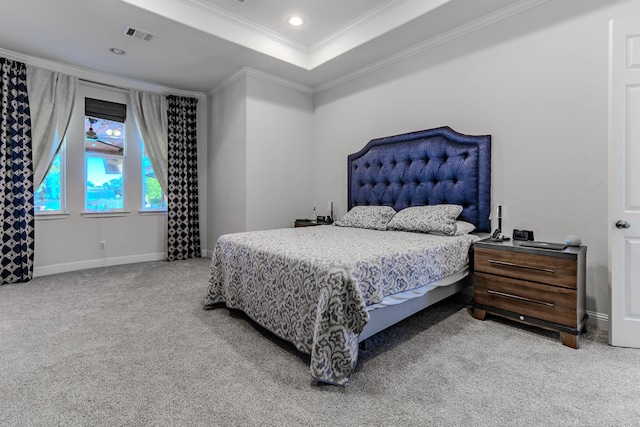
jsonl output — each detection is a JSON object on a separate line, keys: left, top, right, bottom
{"left": 1, "top": 258, "right": 639, "bottom": 426}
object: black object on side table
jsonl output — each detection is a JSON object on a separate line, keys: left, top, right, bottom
{"left": 294, "top": 219, "right": 332, "bottom": 227}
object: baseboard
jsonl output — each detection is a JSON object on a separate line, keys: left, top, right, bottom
{"left": 586, "top": 310, "right": 609, "bottom": 331}
{"left": 33, "top": 252, "right": 167, "bottom": 277}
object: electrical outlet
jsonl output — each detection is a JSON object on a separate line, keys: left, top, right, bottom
{"left": 100, "top": 240, "right": 106, "bottom": 249}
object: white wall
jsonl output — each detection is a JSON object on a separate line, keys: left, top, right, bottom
{"left": 312, "top": 0, "right": 640, "bottom": 324}
{"left": 208, "top": 75, "right": 247, "bottom": 252}
{"left": 245, "top": 74, "right": 314, "bottom": 231}
{"left": 207, "top": 71, "right": 314, "bottom": 245}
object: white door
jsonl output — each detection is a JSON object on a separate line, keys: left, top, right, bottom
{"left": 609, "top": 17, "right": 640, "bottom": 348}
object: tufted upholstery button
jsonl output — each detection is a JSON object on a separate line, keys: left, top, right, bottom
{"left": 348, "top": 139, "right": 483, "bottom": 228}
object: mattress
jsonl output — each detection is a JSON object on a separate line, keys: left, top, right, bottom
{"left": 366, "top": 266, "right": 471, "bottom": 310}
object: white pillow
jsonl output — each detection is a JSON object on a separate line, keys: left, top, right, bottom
{"left": 334, "top": 206, "right": 396, "bottom": 230}
{"left": 386, "top": 205, "right": 463, "bottom": 235}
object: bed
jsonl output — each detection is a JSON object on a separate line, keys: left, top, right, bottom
{"left": 204, "top": 126, "right": 491, "bottom": 385}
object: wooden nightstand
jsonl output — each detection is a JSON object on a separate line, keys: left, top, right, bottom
{"left": 472, "top": 239, "right": 587, "bottom": 348}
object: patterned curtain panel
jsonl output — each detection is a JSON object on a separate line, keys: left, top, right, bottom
{"left": 0, "top": 58, "right": 34, "bottom": 285}
{"left": 167, "top": 95, "right": 200, "bottom": 261}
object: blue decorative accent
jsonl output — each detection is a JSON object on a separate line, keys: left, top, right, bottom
{"left": 348, "top": 126, "right": 491, "bottom": 232}
{"left": 0, "top": 57, "right": 34, "bottom": 285}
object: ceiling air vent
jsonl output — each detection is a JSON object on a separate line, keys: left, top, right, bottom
{"left": 123, "top": 26, "right": 156, "bottom": 42}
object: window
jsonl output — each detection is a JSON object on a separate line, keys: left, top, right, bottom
{"left": 84, "top": 98, "right": 127, "bottom": 212}
{"left": 35, "top": 149, "right": 64, "bottom": 213}
{"left": 37, "top": 94, "right": 168, "bottom": 216}
{"left": 142, "top": 144, "right": 167, "bottom": 210}
{"left": 85, "top": 116, "right": 125, "bottom": 211}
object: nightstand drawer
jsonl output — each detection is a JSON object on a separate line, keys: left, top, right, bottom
{"left": 474, "top": 272, "right": 578, "bottom": 327}
{"left": 474, "top": 247, "right": 577, "bottom": 289}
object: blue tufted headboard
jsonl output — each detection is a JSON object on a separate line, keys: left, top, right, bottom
{"left": 348, "top": 126, "right": 491, "bottom": 232}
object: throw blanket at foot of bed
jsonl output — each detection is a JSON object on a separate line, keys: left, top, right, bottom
{"left": 204, "top": 226, "right": 476, "bottom": 385}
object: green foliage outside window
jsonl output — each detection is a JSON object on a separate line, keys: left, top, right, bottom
{"left": 35, "top": 154, "right": 62, "bottom": 212}
{"left": 145, "top": 176, "right": 164, "bottom": 207}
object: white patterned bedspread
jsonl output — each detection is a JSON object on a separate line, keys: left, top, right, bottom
{"left": 204, "top": 225, "right": 478, "bottom": 385}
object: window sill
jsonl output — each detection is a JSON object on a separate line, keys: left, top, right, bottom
{"left": 139, "top": 209, "right": 167, "bottom": 216}
{"left": 35, "top": 212, "right": 70, "bottom": 221}
{"left": 81, "top": 211, "right": 130, "bottom": 218}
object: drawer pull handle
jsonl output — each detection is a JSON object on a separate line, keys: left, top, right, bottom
{"left": 488, "top": 259, "right": 554, "bottom": 273}
{"left": 487, "top": 289, "right": 554, "bottom": 307}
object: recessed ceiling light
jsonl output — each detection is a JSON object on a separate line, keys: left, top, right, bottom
{"left": 109, "top": 48, "right": 126, "bottom": 55}
{"left": 287, "top": 16, "right": 304, "bottom": 27}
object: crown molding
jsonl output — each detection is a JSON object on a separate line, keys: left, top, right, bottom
{"left": 243, "top": 67, "right": 313, "bottom": 94}
{"left": 0, "top": 47, "right": 205, "bottom": 99}
{"left": 313, "top": 0, "right": 551, "bottom": 93}
{"left": 124, "top": 0, "right": 452, "bottom": 71}
{"left": 206, "top": 67, "right": 246, "bottom": 98}
{"left": 309, "top": 0, "right": 405, "bottom": 53}
{"left": 123, "top": 0, "right": 310, "bottom": 69}
{"left": 308, "top": 0, "right": 452, "bottom": 69}
{"left": 208, "top": 0, "right": 551, "bottom": 95}
{"left": 207, "top": 66, "right": 313, "bottom": 98}
{"left": 184, "top": 0, "right": 309, "bottom": 55}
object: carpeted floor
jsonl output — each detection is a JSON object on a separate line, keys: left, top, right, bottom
{"left": 1, "top": 258, "right": 639, "bottom": 426}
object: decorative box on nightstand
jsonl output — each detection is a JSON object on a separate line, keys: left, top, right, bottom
{"left": 472, "top": 239, "right": 587, "bottom": 348}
